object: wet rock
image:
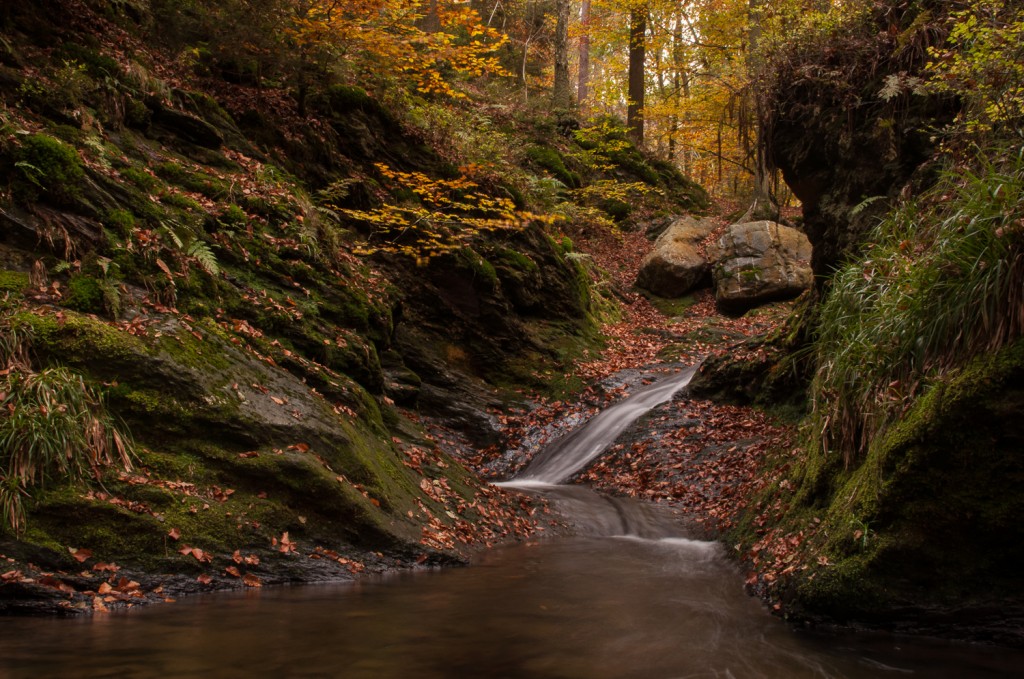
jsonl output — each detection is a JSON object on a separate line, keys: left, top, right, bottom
{"left": 708, "top": 221, "right": 812, "bottom": 312}
{"left": 635, "top": 216, "right": 717, "bottom": 297}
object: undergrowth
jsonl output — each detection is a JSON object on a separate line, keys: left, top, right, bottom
{"left": 809, "top": 142, "right": 1024, "bottom": 465}
{"left": 0, "top": 314, "right": 134, "bottom": 533}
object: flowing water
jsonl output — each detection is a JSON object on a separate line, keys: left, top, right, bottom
{"left": 509, "top": 365, "right": 699, "bottom": 485}
{"left": 2, "top": 370, "right": 1023, "bottom": 677}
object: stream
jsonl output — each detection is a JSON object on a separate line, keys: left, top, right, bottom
{"left": 2, "top": 369, "right": 1023, "bottom": 677}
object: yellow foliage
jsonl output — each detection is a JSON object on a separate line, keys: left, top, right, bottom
{"left": 338, "top": 163, "right": 557, "bottom": 261}
{"left": 289, "top": 0, "right": 509, "bottom": 99}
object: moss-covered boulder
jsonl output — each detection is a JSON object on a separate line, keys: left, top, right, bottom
{"left": 773, "top": 341, "right": 1024, "bottom": 644}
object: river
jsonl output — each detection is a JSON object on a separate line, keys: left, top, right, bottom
{"left": 1, "top": 369, "right": 1022, "bottom": 677}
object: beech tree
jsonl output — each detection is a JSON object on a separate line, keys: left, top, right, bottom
{"left": 578, "top": 0, "right": 592, "bottom": 107}
{"left": 553, "top": 0, "right": 574, "bottom": 107}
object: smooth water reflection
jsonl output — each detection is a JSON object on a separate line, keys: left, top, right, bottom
{"left": 1, "top": 534, "right": 1021, "bottom": 678}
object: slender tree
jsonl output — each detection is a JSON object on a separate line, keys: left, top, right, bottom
{"left": 739, "top": 0, "right": 778, "bottom": 221}
{"left": 553, "top": 0, "right": 573, "bottom": 107}
{"left": 627, "top": 4, "right": 647, "bottom": 146}
{"left": 577, "top": 0, "right": 592, "bottom": 108}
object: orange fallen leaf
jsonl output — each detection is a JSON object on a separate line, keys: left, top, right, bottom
{"left": 242, "top": 574, "right": 262, "bottom": 588}
{"left": 196, "top": 574, "right": 213, "bottom": 585}
{"left": 168, "top": 527, "right": 181, "bottom": 541}
{"left": 69, "top": 547, "right": 92, "bottom": 563}
{"left": 224, "top": 566, "right": 241, "bottom": 578}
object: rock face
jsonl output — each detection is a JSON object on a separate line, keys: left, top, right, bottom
{"left": 708, "top": 221, "right": 812, "bottom": 311}
{"left": 635, "top": 216, "right": 717, "bottom": 297}
{"left": 764, "top": 2, "right": 957, "bottom": 277}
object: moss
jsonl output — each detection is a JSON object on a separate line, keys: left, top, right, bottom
{"left": 103, "top": 208, "right": 137, "bottom": 237}
{"left": 457, "top": 248, "right": 498, "bottom": 287}
{"left": 160, "top": 192, "right": 203, "bottom": 211}
{"left": 16, "top": 309, "right": 147, "bottom": 368}
{"left": 61, "top": 274, "right": 105, "bottom": 314}
{"left": 119, "top": 166, "right": 161, "bottom": 192}
{"left": 57, "top": 43, "right": 121, "bottom": 79}
{"left": 12, "top": 134, "right": 85, "bottom": 205}
{"left": 124, "top": 98, "right": 152, "bottom": 129}
{"left": 0, "top": 270, "right": 29, "bottom": 293}
{"left": 527, "top": 146, "right": 581, "bottom": 188}
{"left": 600, "top": 197, "right": 631, "bottom": 221}
{"left": 154, "top": 161, "right": 229, "bottom": 199}
{"left": 778, "top": 339, "right": 1024, "bottom": 622}
{"left": 110, "top": 386, "right": 196, "bottom": 423}
{"left": 26, "top": 489, "right": 169, "bottom": 568}
{"left": 217, "top": 204, "right": 248, "bottom": 229}
{"left": 646, "top": 293, "right": 698, "bottom": 318}
{"left": 494, "top": 247, "right": 539, "bottom": 273}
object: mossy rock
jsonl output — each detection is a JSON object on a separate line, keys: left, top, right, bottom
{"left": 11, "top": 134, "right": 85, "bottom": 205}
{"left": 61, "top": 274, "right": 105, "bottom": 314}
{"left": 527, "top": 146, "right": 581, "bottom": 188}
{"left": 783, "top": 340, "right": 1024, "bottom": 639}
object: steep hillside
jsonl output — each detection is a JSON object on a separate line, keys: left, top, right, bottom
{"left": 0, "top": 0, "right": 706, "bottom": 612}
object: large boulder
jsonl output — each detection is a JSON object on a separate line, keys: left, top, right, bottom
{"left": 635, "top": 216, "right": 717, "bottom": 297}
{"left": 709, "top": 221, "right": 812, "bottom": 311}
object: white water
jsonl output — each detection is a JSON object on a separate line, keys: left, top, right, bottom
{"left": 503, "top": 365, "right": 698, "bottom": 486}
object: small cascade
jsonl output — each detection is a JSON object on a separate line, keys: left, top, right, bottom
{"left": 505, "top": 365, "right": 699, "bottom": 486}
{"left": 497, "top": 365, "right": 700, "bottom": 539}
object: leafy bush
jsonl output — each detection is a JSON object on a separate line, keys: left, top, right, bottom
{"left": 927, "top": 0, "right": 1024, "bottom": 136}
{"left": 809, "top": 144, "right": 1024, "bottom": 465}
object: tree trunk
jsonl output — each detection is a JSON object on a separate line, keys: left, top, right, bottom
{"left": 741, "top": 0, "right": 778, "bottom": 222}
{"left": 553, "top": 0, "right": 573, "bottom": 108}
{"left": 577, "top": 0, "right": 592, "bottom": 109}
{"left": 418, "top": 0, "right": 441, "bottom": 33}
{"left": 627, "top": 7, "right": 646, "bottom": 147}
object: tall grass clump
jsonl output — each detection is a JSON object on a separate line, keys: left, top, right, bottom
{"left": 810, "top": 144, "right": 1024, "bottom": 466}
{"left": 0, "top": 315, "right": 134, "bottom": 533}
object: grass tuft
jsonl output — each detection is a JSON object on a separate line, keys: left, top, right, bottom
{"left": 0, "top": 314, "right": 135, "bottom": 533}
{"left": 810, "top": 143, "right": 1024, "bottom": 466}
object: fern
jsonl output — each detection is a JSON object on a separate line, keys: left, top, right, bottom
{"left": 187, "top": 241, "right": 220, "bottom": 275}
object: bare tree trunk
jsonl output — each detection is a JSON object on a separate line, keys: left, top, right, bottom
{"left": 577, "top": 0, "right": 591, "bottom": 109}
{"left": 627, "top": 6, "right": 646, "bottom": 146}
{"left": 553, "top": 0, "right": 573, "bottom": 108}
